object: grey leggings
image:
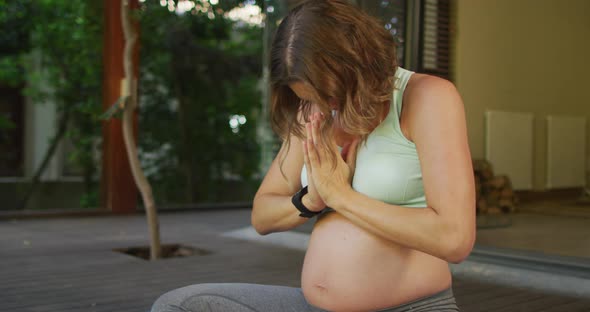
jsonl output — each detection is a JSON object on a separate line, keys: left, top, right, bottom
{"left": 151, "top": 283, "right": 460, "bottom": 312}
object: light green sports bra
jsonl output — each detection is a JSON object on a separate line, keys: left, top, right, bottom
{"left": 301, "top": 67, "right": 427, "bottom": 208}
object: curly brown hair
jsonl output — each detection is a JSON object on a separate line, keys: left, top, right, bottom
{"left": 270, "top": 0, "right": 399, "bottom": 149}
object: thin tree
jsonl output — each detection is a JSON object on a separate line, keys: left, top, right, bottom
{"left": 104, "top": 0, "right": 161, "bottom": 260}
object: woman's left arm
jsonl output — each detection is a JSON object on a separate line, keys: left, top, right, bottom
{"left": 304, "top": 76, "right": 476, "bottom": 264}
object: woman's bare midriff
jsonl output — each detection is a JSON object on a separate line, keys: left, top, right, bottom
{"left": 301, "top": 211, "right": 452, "bottom": 312}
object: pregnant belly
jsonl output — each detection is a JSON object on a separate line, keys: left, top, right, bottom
{"left": 301, "top": 212, "right": 452, "bottom": 312}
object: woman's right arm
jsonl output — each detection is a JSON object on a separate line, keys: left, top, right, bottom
{"left": 252, "top": 134, "right": 319, "bottom": 235}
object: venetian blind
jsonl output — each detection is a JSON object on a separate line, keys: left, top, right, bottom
{"left": 419, "top": 0, "right": 452, "bottom": 80}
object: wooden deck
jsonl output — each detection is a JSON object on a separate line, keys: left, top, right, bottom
{"left": 0, "top": 209, "right": 588, "bottom": 312}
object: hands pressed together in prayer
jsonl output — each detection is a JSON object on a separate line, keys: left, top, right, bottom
{"left": 302, "top": 112, "right": 360, "bottom": 211}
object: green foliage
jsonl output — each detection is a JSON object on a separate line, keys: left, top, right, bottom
{"left": 138, "top": 0, "right": 263, "bottom": 203}
{"left": 79, "top": 189, "right": 99, "bottom": 209}
{"left": 0, "top": 0, "right": 264, "bottom": 206}
{"left": 0, "top": 0, "right": 32, "bottom": 56}
{"left": 0, "top": 0, "right": 103, "bottom": 208}
{"left": 32, "top": 0, "right": 103, "bottom": 208}
{"left": 0, "top": 0, "right": 31, "bottom": 87}
{"left": 0, "top": 114, "right": 15, "bottom": 130}
{"left": 0, "top": 55, "right": 26, "bottom": 87}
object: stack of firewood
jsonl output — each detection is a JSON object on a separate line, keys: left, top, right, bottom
{"left": 473, "top": 159, "right": 518, "bottom": 215}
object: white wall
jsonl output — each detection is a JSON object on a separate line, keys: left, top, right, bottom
{"left": 454, "top": 0, "right": 590, "bottom": 190}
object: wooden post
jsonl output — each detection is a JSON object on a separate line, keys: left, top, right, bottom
{"left": 101, "top": 0, "right": 140, "bottom": 213}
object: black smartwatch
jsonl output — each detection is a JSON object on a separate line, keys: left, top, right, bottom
{"left": 291, "top": 186, "right": 322, "bottom": 218}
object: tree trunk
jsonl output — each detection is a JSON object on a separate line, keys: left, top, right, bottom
{"left": 121, "top": 0, "right": 161, "bottom": 260}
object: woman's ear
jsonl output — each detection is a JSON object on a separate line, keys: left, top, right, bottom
{"left": 328, "top": 98, "right": 339, "bottom": 110}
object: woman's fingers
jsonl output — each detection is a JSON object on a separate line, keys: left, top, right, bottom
{"left": 308, "top": 112, "right": 343, "bottom": 168}
{"left": 302, "top": 141, "right": 311, "bottom": 173}
{"left": 311, "top": 113, "right": 332, "bottom": 161}
{"left": 307, "top": 132, "right": 320, "bottom": 167}
{"left": 311, "top": 118, "right": 320, "bottom": 146}
{"left": 305, "top": 121, "right": 320, "bottom": 167}
{"left": 346, "top": 139, "right": 360, "bottom": 169}
{"left": 305, "top": 121, "right": 312, "bottom": 150}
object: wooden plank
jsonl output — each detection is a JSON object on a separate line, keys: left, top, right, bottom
{"left": 2, "top": 211, "right": 590, "bottom": 312}
{"left": 494, "top": 294, "right": 580, "bottom": 312}
{"left": 463, "top": 291, "right": 550, "bottom": 311}
{"left": 455, "top": 284, "right": 525, "bottom": 306}
{"left": 536, "top": 299, "right": 590, "bottom": 312}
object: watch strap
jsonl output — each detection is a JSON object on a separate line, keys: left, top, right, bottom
{"left": 291, "top": 186, "right": 322, "bottom": 218}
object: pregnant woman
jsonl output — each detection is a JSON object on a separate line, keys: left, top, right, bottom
{"left": 151, "top": 0, "right": 475, "bottom": 311}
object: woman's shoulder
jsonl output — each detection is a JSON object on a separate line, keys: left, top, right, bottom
{"left": 402, "top": 73, "right": 464, "bottom": 142}
{"left": 403, "top": 73, "right": 461, "bottom": 111}
{"left": 406, "top": 73, "right": 457, "bottom": 97}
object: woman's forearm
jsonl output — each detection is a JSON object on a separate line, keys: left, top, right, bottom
{"left": 251, "top": 193, "right": 312, "bottom": 235}
{"left": 330, "top": 188, "right": 474, "bottom": 264}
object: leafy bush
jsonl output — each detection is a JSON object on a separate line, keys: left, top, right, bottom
{"left": 137, "top": 0, "right": 263, "bottom": 204}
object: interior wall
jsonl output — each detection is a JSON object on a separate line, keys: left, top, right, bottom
{"left": 453, "top": 0, "right": 590, "bottom": 191}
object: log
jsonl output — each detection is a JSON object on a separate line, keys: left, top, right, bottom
{"left": 477, "top": 198, "right": 488, "bottom": 214}
{"left": 499, "top": 198, "right": 515, "bottom": 213}
{"left": 487, "top": 206, "right": 502, "bottom": 215}
{"left": 472, "top": 159, "right": 517, "bottom": 215}
{"left": 500, "top": 187, "right": 513, "bottom": 199}
{"left": 487, "top": 176, "right": 507, "bottom": 189}
{"left": 473, "top": 159, "right": 494, "bottom": 180}
{"left": 475, "top": 176, "right": 482, "bottom": 198}
{"left": 486, "top": 190, "right": 501, "bottom": 203}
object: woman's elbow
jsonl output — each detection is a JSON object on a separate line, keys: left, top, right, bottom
{"left": 251, "top": 199, "right": 271, "bottom": 236}
{"left": 446, "top": 227, "right": 476, "bottom": 264}
{"left": 251, "top": 215, "right": 271, "bottom": 236}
